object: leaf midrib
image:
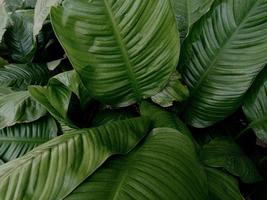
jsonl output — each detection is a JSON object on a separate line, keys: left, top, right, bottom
{"left": 103, "top": 0, "right": 141, "bottom": 101}
{"left": 189, "top": 1, "right": 259, "bottom": 98}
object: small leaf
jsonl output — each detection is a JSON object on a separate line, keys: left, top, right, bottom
{"left": 201, "top": 137, "right": 262, "bottom": 183}
{"left": 4, "top": 10, "right": 36, "bottom": 63}
{"left": 0, "top": 1, "right": 8, "bottom": 42}
{"left": 151, "top": 72, "right": 189, "bottom": 107}
{"left": 0, "top": 117, "right": 151, "bottom": 200}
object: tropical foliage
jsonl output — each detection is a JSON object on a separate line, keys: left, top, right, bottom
{"left": 0, "top": 0, "right": 267, "bottom": 199}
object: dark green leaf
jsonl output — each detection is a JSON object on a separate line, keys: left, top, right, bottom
{"left": 0, "top": 63, "right": 50, "bottom": 90}
{"left": 51, "top": 0, "right": 180, "bottom": 106}
{"left": 205, "top": 167, "right": 243, "bottom": 200}
{"left": 65, "top": 128, "right": 208, "bottom": 200}
{"left": 0, "top": 117, "right": 151, "bottom": 200}
{"left": 140, "top": 101, "right": 192, "bottom": 138}
{"left": 180, "top": 0, "right": 267, "bottom": 128}
{"left": 4, "top": 10, "right": 36, "bottom": 63}
{"left": 201, "top": 137, "right": 262, "bottom": 183}
{"left": 0, "top": 116, "right": 57, "bottom": 163}
{"left": 243, "top": 67, "right": 267, "bottom": 142}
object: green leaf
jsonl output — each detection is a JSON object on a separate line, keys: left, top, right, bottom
{"left": 170, "top": 0, "right": 214, "bottom": 40}
{"left": 0, "top": 57, "right": 8, "bottom": 67}
{"left": 0, "top": 90, "right": 47, "bottom": 129}
{"left": 0, "top": 0, "right": 8, "bottom": 42}
{"left": 140, "top": 101, "right": 192, "bottom": 138}
{"left": 0, "top": 63, "right": 50, "bottom": 90}
{"left": 205, "top": 167, "right": 244, "bottom": 200}
{"left": 65, "top": 128, "right": 208, "bottom": 200}
{"left": 201, "top": 137, "right": 262, "bottom": 183}
{"left": 50, "top": 0, "right": 180, "bottom": 107}
{"left": 243, "top": 67, "right": 267, "bottom": 142}
{"left": 0, "top": 117, "right": 151, "bottom": 200}
{"left": 91, "top": 109, "right": 135, "bottom": 127}
{"left": 0, "top": 116, "right": 57, "bottom": 163}
{"left": 4, "top": 10, "right": 36, "bottom": 63}
{"left": 151, "top": 71, "right": 189, "bottom": 107}
{"left": 3, "top": 0, "right": 36, "bottom": 11}
{"left": 29, "top": 70, "right": 91, "bottom": 126}
{"left": 51, "top": 70, "right": 91, "bottom": 108}
{"left": 180, "top": 0, "right": 267, "bottom": 128}
{"left": 29, "top": 84, "right": 72, "bottom": 125}
{"left": 0, "top": 87, "right": 13, "bottom": 96}
{"left": 33, "top": 0, "right": 62, "bottom": 36}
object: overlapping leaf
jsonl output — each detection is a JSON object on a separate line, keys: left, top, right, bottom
{"left": 0, "top": 0, "right": 8, "bottom": 42}
{"left": 0, "top": 90, "right": 47, "bottom": 129}
{"left": 4, "top": 10, "right": 36, "bottom": 63}
{"left": 151, "top": 72, "right": 189, "bottom": 107}
{"left": 243, "top": 67, "right": 267, "bottom": 142}
{"left": 201, "top": 137, "right": 262, "bottom": 183}
{"left": 205, "top": 167, "right": 243, "bottom": 200}
{"left": 180, "top": 0, "right": 267, "bottom": 128}
{"left": 51, "top": 0, "right": 180, "bottom": 106}
{"left": 65, "top": 128, "right": 208, "bottom": 200}
{"left": 33, "top": 0, "right": 62, "bottom": 36}
{"left": 0, "top": 63, "right": 50, "bottom": 90}
{"left": 0, "top": 117, "right": 151, "bottom": 200}
{"left": 170, "top": 0, "right": 214, "bottom": 40}
{"left": 0, "top": 116, "right": 57, "bottom": 163}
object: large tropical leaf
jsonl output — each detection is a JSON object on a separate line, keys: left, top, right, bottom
{"left": 4, "top": 10, "right": 36, "bottom": 63}
{"left": 0, "top": 63, "right": 50, "bottom": 90}
{"left": 0, "top": 116, "right": 57, "bottom": 163}
{"left": 33, "top": 0, "right": 62, "bottom": 36}
{"left": 201, "top": 137, "right": 262, "bottom": 183}
{"left": 170, "top": 0, "right": 214, "bottom": 39}
{"left": 50, "top": 0, "right": 180, "bottom": 106}
{"left": 243, "top": 67, "right": 267, "bottom": 142}
{"left": 0, "top": 90, "right": 47, "bottom": 129}
{"left": 205, "top": 167, "right": 244, "bottom": 200}
{"left": 65, "top": 128, "right": 208, "bottom": 200}
{"left": 0, "top": 117, "right": 151, "bottom": 200}
{"left": 180, "top": 0, "right": 267, "bottom": 128}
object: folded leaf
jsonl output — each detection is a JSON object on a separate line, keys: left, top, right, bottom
{"left": 201, "top": 137, "right": 262, "bottom": 183}
{"left": 0, "top": 63, "right": 50, "bottom": 90}
{"left": 243, "top": 67, "right": 267, "bottom": 142}
{"left": 51, "top": 0, "right": 180, "bottom": 106}
{"left": 65, "top": 128, "right": 208, "bottom": 200}
{"left": 170, "top": 0, "right": 214, "bottom": 40}
{"left": 205, "top": 167, "right": 244, "bottom": 200}
{"left": 0, "top": 117, "right": 151, "bottom": 200}
{"left": 0, "top": 90, "right": 47, "bottom": 129}
{"left": 180, "top": 0, "right": 267, "bottom": 128}
{"left": 151, "top": 71, "right": 189, "bottom": 107}
{"left": 0, "top": 116, "right": 57, "bottom": 163}
{"left": 4, "top": 10, "right": 36, "bottom": 63}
